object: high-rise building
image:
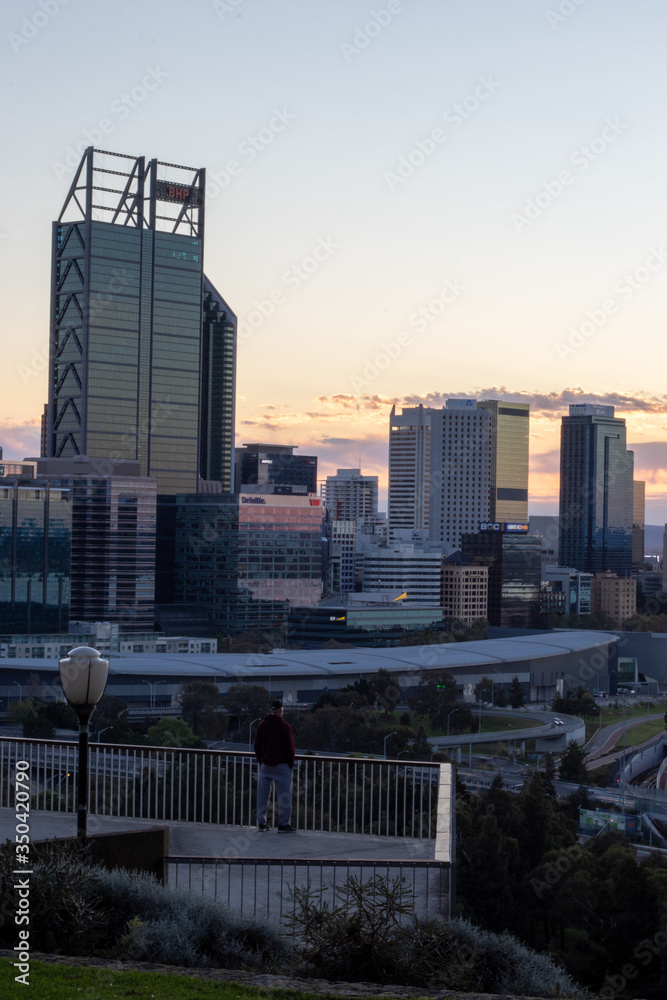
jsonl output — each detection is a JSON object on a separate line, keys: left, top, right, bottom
{"left": 558, "top": 404, "right": 634, "bottom": 575}
{"left": 441, "top": 564, "right": 488, "bottom": 624}
{"left": 590, "top": 571, "right": 636, "bottom": 627}
{"left": 322, "top": 469, "right": 378, "bottom": 521}
{"left": 460, "top": 525, "right": 542, "bottom": 628}
{"left": 360, "top": 542, "right": 444, "bottom": 605}
{"left": 428, "top": 398, "right": 530, "bottom": 550}
{"left": 35, "top": 458, "right": 157, "bottom": 632}
{"left": 388, "top": 404, "right": 435, "bottom": 539}
{"left": 235, "top": 444, "right": 317, "bottom": 494}
{"left": 45, "top": 147, "right": 236, "bottom": 494}
{"left": 633, "top": 480, "right": 646, "bottom": 571}
{"left": 0, "top": 477, "right": 71, "bottom": 633}
{"left": 162, "top": 492, "right": 325, "bottom": 632}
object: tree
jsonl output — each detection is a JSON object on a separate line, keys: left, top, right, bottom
{"left": 179, "top": 680, "right": 226, "bottom": 738}
{"left": 369, "top": 669, "right": 401, "bottom": 714}
{"left": 509, "top": 676, "right": 524, "bottom": 709}
{"left": 474, "top": 676, "right": 493, "bottom": 703}
{"left": 222, "top": 683, "right": 271, "bottom": 733}
{"left": 146, "top": 717, "right": 204, "bottom": 748}
{"left": 542, "top": 753, "right": 557, "bottom": 799}
{"left": 558, "top": 740, "right": 588, "bottom": 783}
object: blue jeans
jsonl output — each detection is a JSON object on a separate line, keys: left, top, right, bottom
{"left": 257, "top": 763, "right": 293, "bottom": 826}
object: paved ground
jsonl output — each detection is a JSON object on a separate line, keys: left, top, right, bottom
{"left": 0, "top": 808, "right": 445, "bottom": 922}
{"left": 0, "top": 807, "right": 434, "bottom": 861}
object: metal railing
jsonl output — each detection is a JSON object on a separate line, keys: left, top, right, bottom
{"left": 164, "top": 856, "right": 452, "bottom": 924}
{"left": 0, "top": 736, "right": 441, "bottom": 839}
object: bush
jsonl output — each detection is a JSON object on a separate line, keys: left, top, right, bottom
{"left": 288, "top": 873, "right": 586, "bottom": 998}
{"left": 0, "top": 840, "right": 286, "bottom": 970}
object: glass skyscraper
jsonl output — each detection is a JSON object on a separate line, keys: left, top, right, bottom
{"left": 558, "top": 404, "right": 634, "bottom": 576}
{"left": 0, "top": 479, "right": 71, "bottom": 633}
{"left": 46, "top": 147, "right": 236, "bottom": 494}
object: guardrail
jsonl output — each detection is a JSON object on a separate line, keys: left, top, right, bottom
{"left": 0, "top": 737, "right": 441, "bottom": 839}
{"left": 165, "top": 856, "right": 453, "bottom": 924}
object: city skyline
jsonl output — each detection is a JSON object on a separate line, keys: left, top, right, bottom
{"left": 1, "top": 1, "right": 666, "bottom": 518}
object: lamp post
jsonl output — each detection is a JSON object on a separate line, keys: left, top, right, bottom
{"left": 383, "top": 731, "right": 397, "bottom": 759}
{"left": 58, "top": 646, "right": 109, "bottom": 847}
{"left": 142, "top": 679, "right": 166, "bottom": 710}
{"left": 13, "top": 681, "right": 23, "bottom": 702}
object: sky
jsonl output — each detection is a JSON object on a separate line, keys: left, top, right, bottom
{"left": 1, "top": 0, "right": 666, "bottom": 519}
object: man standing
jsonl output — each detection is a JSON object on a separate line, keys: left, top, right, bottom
{"left": 253, "top": 699, "right": 296, "bottom": 832}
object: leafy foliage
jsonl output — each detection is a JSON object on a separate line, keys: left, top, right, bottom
{"left": 287, "top": 872, "right": 585, "bottom": 996}
{"left": 178, "top": 680, "right": 227, "bottom": 738}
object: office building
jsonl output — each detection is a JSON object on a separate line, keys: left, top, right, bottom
{"left": 428, "top": 398, "right": 530, "bottom": 550}
{"left": 590, "top": 571, "right": 636, "bottom": 627}
{"left": 441, "top": 564, "right": 488, "bottom": 624}
{"left": 387, "top": 404, "right": 435, "bottom": 539}
{"left": 633, "top": 481, "right": 646, "bottom": 571}
{"left": 0, "top": 459, "right": 36, "bottom": 479}
{"left": 199, "top": 278, "right": 237, "bottom": 491}
{"left": 0, "top": 478, "right": 71, "bottom": 633}
{"left": 389, "top": 399, "right": 529, "bottom": 550}
{"left": 164, "top": 492, "right": 325, "bottom": 632}
{"left": 236, "top": 444, "right": 317, "bottom": 494}
{"left": 360, "top": 541, "right": 445, "bottom": 605}
{"left": 35, "top": 457, "right": 156, "bottom": 632}
{"left": 460, "top": 525, "right": 542, "bottom": 628}
{"left": 287, "top": 598, "right": 445, "bottom": 648}
{"left": 542, "top": 565, "right": 592, "bottom": 617}
{"left": 322, "top": 468, "right": 378, "bottom": 521}
{"left": 558, "top": 404, "right": 634, "bottom": 576}
{"left": 328, "top": 519, "right": 358, "bottom": 594}
{"left": 45, "top": 146, "right": 236, "bottom": 494}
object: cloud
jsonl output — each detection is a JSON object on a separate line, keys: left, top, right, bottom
{"left": 0, "top": 418, "right": 41, "bottom": 458}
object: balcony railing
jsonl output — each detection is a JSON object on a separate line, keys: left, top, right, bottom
{"left": 0, "top": 736, "right": 444, "bottom": 839}
{"left": 165, "top": 856, "right": 453, "bottom": 923}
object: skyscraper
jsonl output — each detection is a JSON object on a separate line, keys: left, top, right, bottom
{"left": 427, "top": 399, "right": 530, "bottom": 550}
{"left": 46, "top": 147, "right": 236, "bottom": 494}
{"left": 558, "top": 404, "right": 634, "bottom": 575}
{"left": 387, "top": 404, "right": 435, "bottom": 539}
{"left": 322, "top": 469, "right": 378, "bottom": 521}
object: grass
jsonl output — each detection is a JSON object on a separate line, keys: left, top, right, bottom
{"left": 0, "top": 958, "right": 364, "bottom": 1000}
{"left": 612, "top": 719, "right": 667, "bottom": 749}
{"left": 409, "top": 711, "right": 536, "bottom": 738}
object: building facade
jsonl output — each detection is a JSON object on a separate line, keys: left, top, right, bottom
{"left": 167, "top": 493, "right": 325, "bottom": 632}
{"left": 428, "top": 398, "right": 530, "bottom": 551}
{"left": 460, "top": 526, "right": 542, "bottom": 627}
{"left": 558, "top": 404, "right": 634, "bottom": 575}
{"left": 46, "top": 147, "right": 236, "bottom": 494}
{"left": 387, "top": 404, "right": 435, "bottom": 539}
{"left": 441, "top": 564, "right": 488, "bottom": 624}
{"left": 361, "top": 542, "right": 444, "bottom": 605}
{"left": 0, "top": 479, "right": 71, "bottom": 633}
{"left": 236, "top": 444, "right": 317, "bottom": 494}
{"left": 633, "top": 480, "right": 646, "bottom": 572}
{"left": 35, "top": 458, "right": 156, "bottom": 632}
{"left": 322, "top": 468, "right": 378, "bottom": 521}
{"left": 591, "top": 571, "right": 636, "bottom": 627}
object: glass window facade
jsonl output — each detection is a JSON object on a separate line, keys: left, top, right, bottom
{"left": 559, "top": 410, "right": 634, "bottom": 575}
{"left": 461, "top": 531, "right": 542, "bottom": 627}
{"left": 0, "top": 481, "right": 71, "bottom": 633}
{"left": 164, "top": 494, "right": 325, "bottom": 632}
{"left": 47, "top": 149, "right": 236, "bottom": 496}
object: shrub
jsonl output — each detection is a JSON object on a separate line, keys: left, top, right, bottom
{"left": 0, "top": 840, "right": 286, "bottom": 971}
{"left": 288, "top": 873, "right": 587, "bottom": 998}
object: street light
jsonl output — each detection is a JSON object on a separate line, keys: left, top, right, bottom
{"left": 13, "top": 681, "right": 23, "bottom": 701}
{"left": 142, "top": 679, "right": 166, "bottom": 710}
{"left": 383, "top": 731, "right": 397, "bottom": 759}
{"left": 249, "top": 717, "right": 262, "bottom": 749}
{"left": 58, "top": 645, "right": 109, "bottom": 847}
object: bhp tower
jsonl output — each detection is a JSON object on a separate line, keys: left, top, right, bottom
{"left": 46, "top": 147, "right": 236, "bottom": 493}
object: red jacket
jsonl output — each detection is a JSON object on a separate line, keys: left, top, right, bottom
{"left": 254, "top": 714, "right": 295, "bottom": 768}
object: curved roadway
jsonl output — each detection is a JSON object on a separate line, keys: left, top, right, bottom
{"left": 430, "top": 708, "right": 583, "bottom": 749}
